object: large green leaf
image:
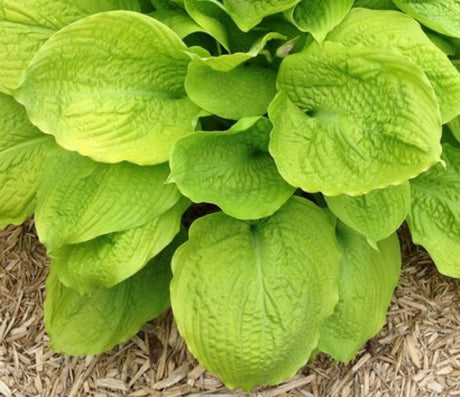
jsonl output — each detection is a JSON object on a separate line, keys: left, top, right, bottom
{"left": 353, "top": 0, "right": 398, "bottom": 9}
{"left": 184, "top": 0, "right": 232, "bottom": 50}
{"left": 183, "top": 0, "right": 299, "bottom": 54}
{"left": 184, "top": 34, "right": 280, "bottom": 119}
{"left": 184, "top": 0, "right": 258, "bottom": 52}
{"left": 171, "top": 197, "right": 341, "bottom": 390}
{"left": 169, "top": 117, "right": 295, "bottom": 219}
{"left": 327, "top": 8, "right": 460, "bottom": 123}
{"left": 408, "top": 144, "right": 460, "bottom": 278}
{"left": 44, "top": 239, "right": 178, "bottom": 355}
{"left": 51, "top": 198, "right": 189, "bottom": 294}
{"left": 14, "top": 11, "right": 200, "bottom": 165}
{"left": 150, "top": 1, "right": 204, "bottom": 39}
{"left": 35, "top": 150, "right": 181, "bottom": 252}
{"left": 449, "top": 116, "right": 460, "bottom": 142}
{"left": 325, "top": 182, "right": 410, "bottom": 244}
{"left": 0, "top": 93, "right": 55, "bottom": 227}
{"left": 153, "top": 0, "right": 185, "bottom": 6}
{"left": 184, "top": 71, "right": 273, "bottom": 118}
{"left": 288, "top": 0, "right": 354, "bottom": 42}
{"left": 318, "top": 223, "right": 401, "bottom": 361}
{"left": 0, "top": 0, "right": 139, "bottom": 95}
{"left": 270, "top": 42, "right": 442, "bottom": 196}
{"left": 222, "top": 0, "right": 301, "bottom": 32}
{"left": 427, "top": 32, "right": 458, "bottom": 55}
{"left": 392, "top": 0, "right": 460, "bottom": 38}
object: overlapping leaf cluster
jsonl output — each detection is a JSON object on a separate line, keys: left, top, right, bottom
{"left": 1, "top": 0, "right": 459, "bottom": 390}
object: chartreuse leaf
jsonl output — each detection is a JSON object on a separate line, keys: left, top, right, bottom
{"left": 150, "top": 1, "right": 204, "bottom": 39}
{"left": 287, "top": 0, "right": 354, "bottom": 42}
{"left": 184, "top": 0, "right": 254, "bottom": 52}
{"left": 222, "top": 0, "right": 301, "bottom": 32}
{"left": 0, "top": 93, "right": 56, "bottom": 227}
{"left": 270, "top": 42, "right": 442, "bottom": 196}
{"left": 318, "top": 223, "right": 401, "bottom": 361}
{"left": 188, "top": 32, "right": 285, "bottom": 72}
{"left": 153, "top": 0, "right": 184, "bottom": 6}
{"left": 353, "top": 0, "right": 398, "bottom": 9}
{"left": 171, "top": 197, "right": 341, "bottom": 390}
{"left": 51, "top": 198, "right": 189, "bottom": 294}
{"left": 325, "top": 183, "right": 410, "bottom": 245}
{"left": 169, "top": 117, "right": 295, "bottom": 219}
{"left": 184, "top": 0, "right": 283, "bottom": 54}
{"left": 15, "top": 11, "right": 200, "bottom": 165}
{"left": 408, "top": 144, "right": 460, "bottom": 278}
{"left": 184, "top": 34, "right": 281, "bottom": 119}
{"left": 449, "top": 117, "right": 460, "bottom": 142}
{"left": 35, "top": 150, "right": 181, "bottom": 252}
{"left": 427, "top": 32, "right": 457, "bottom": 56}
{"left": 0, "top": 0, "right": 139, "bottom": 94}
{"left": 44, "top": 237, "right": 181, "bottom": 355}
{"left": 261, "top": 16, "right": 308, "bottom": 57}
{"left": 392, "top": 0, "right": 460, "bottom": 38}
{"left": 184, "top": 0, "right": 231, "bottom": 50}
{"left": 327, "top": 8, "right": 460, "bottom": 123}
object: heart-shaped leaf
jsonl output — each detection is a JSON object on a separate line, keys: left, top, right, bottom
{"left": 171, "top": 197, "right": 341, "bottom": 390}
{"left": 170, "top": 117, "right": 294, "bottom": 219}
{"left": 327, "top": 8, "right": 460, "bottom": 123}
{"left": 288, "top": 0, "right": 354, "bottom": 42}
{"left": 325, "top": 182, "right": 410, "bottom": 244}
{"left": 185, "top": 32, "right": 283, "bottom": 119}
{"left": 15, "top": 11, "right": 200, "bottom": 165}
{"left": 222, "top": 0, "right": 301, "bottom": 32}
{"left": 270, "top": 41, "right": 442, "bottom": 195}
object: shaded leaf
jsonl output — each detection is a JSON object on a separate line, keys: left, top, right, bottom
{"left": 318, "top": 223, "right": 401, "bottom": 361}
{"left": 184, "top": 34, "right": 281, "bottom": 119}
{"left": 408, "top": 144, "right": 460, "bottom": 278}
{"left": 44, "top": 239, "right": 180, "bottom": 355}
{"left": 36, "top": 150, "right": 181, "bottom": 251}
{"left": 52, "top": 198, "right": 189, "bottom": 293}
{"left": 222, "top": 0, "right": 301, "bottom": 32}
{"left": 150, "top": 1, "right": 204, "bottom": 38}
{"left": 170, "top": 117, "right": 294, "bottom": 219}
{"left": 353, "top": 0, "right": 397, "bottom": 9}
{"left": 325, "top": 183, "right": 410, "bottom": 244}
{"left": 288, "top": 0, "right": 354, "bottom": 42}
{"left": 449, "top": 116, "right": 460, "bottom": 142}
{"left": 184, "top": 0, "right": 257, "bottom": 52}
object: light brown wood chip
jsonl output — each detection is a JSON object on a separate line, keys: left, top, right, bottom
{"left": 0, "top": 221, "right": 459, "bottom": 396}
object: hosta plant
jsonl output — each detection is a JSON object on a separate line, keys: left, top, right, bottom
{"left": 1, "top": 0, "right": 459, "bottom": 390}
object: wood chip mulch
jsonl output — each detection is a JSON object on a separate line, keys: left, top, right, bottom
{"left": 0, "top": 220, "right": 459, "bottom": 397}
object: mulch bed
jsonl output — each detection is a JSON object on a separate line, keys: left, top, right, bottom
{"left": 0, "top": 220, "right": 459, "bottom": 396}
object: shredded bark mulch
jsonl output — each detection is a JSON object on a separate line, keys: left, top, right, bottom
{"left": 0, "top": 220, "right": 459, "bottom": 397}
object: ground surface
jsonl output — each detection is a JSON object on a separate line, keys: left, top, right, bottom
{"left": 0, "top": 221, "right": 459, "bottom": 397}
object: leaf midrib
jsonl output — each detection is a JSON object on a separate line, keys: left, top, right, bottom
{"left": 0, "top": 134, "right": 52, "bottom": 157}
